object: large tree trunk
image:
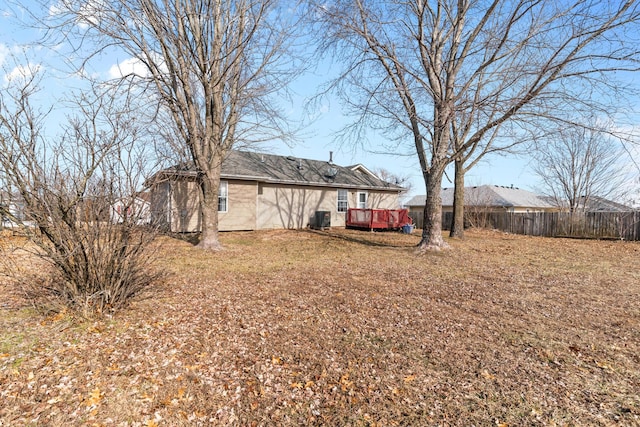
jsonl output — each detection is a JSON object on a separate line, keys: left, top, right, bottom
{"left": 449, "top": 158, "right": 465, "bottom": 239}
{"left": 197, "top": 166, "right": 223, "bottom": 251}
{"left": 418, "top": 169, "right": 448, "bottom": 250}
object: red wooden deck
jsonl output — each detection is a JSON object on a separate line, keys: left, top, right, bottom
{"left": 346, "top": 208, "right": 412, "bottom": 230}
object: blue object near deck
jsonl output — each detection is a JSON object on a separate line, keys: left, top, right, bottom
{"left": 402, "top": 224, "right": 414, "bottom": 234}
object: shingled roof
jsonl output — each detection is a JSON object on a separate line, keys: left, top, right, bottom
{"left": 405, "top": 185, "right": 556, "bottom": 209}
{"left": 151, "top": 150, "right": 403, "bottom": 191}
{"left": 577, "top": 195, "right": 633, "bottom": 212}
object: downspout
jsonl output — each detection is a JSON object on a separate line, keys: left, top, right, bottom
{"left": 168, "top": 181, "right": 173, "bottom": 232}
{"left": 255, "top": 181, "right": 259, "bottom": 230}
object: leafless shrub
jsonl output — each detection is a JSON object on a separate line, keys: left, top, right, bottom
{"left": 462, "top": 189, "right": 496, "bottom": 230}
{"left": 0, "top": 67, "right": 162, "bottom": 316}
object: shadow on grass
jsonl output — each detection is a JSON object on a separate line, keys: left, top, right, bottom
{"left": 305, "top": 228, "right": 419, "bottom": 248}
{"left": 164, "top": 231, "right": 201, "bottom": 246}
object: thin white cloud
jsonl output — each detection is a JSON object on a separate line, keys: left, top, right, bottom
{"left": 78, "top": 0, "right": 106, "bottom": 30}
{"left": 107, "top": 52, "right": 170, "bottom": 80}
{"left": 0, "top": 43, "right": 25, "bottom": 68}
{"left": 48, "top": 2, "right": 62, "bottom": 17}
{"left": 108, "top": 57, "right": 150, "bottom": 79}
{"left": 0, "top": 43, "right": 8, "bottom": 68}
{"left": 49, "top": 0, "right": 104, "bottom": 30}
{"left": 3, "top": 62, "right": 42, "bottom": 85}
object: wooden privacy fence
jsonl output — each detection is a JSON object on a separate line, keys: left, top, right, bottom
{"left": 409, "top": 211, "right": 640, "bottom": 241}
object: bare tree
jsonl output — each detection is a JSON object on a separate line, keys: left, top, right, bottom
{"left": 373, "top": 167, "right": 413, "bottom": 199}
{"left": 312, "top": 0, "right": 640, "bottom": 250}
{"left": 533, "top": 127, "right": 628, "bottom": 214}
{"left": 48, "top": 0, "right": 301, "bottom": 250}
{"left": 448, "top": 121, "right": 510, "bottom": 239}
{"left": 0, "top": 66, "right": 161, "bottom": 315}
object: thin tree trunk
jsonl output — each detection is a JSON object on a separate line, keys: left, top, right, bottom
{"left": 450, "top": 158, "right": 465, "bottom": 239}
{"left": 418, "top": 169, "right": 448, "bottom": 250}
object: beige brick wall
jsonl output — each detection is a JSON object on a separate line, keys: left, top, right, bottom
{"left": 151, "top": 177, "right": 400, "bottom": 232}
{"left": 257, "top": 184, "right": 335, "bottom": 229}
{"left": 170, "top": 180, "right": 201, "bottom": 233}
{"left": 257, "top": 185, "right": 399, "bottom": 230}
{"left": 219, "top": 181, "right": 257, "bottom": 231}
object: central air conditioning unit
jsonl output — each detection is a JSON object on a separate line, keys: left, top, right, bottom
{"left": 312, "top": 211, "right": 331, "bottom": 230}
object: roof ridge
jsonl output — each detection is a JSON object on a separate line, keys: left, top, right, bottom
{"left": 148, "top": 149, "right": 404, "bottom": 191}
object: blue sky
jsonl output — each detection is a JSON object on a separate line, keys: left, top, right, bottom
{"left": 281, "top": 82, "right": 540, "bottom": 197}
{"left": 1, "top": 1, "right": 638, "bottom": 204}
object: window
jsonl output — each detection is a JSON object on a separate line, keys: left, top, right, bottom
{"left": 218, "top": 181, "right": 228, "bottom": 212}
{"left": 337, "top": 189, "right": 348, "bottom": 212}
{"left": 357, "top": 191, "right": 368, "bottom": 209}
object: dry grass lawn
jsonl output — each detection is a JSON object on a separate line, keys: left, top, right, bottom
{"left": 1, "top": 228, "right": 639, "bottom": 426}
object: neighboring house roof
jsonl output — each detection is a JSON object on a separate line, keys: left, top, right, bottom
{"left": 404, "top": 195, "right": 422, "bottom": 207}
{"left": 577, "top": 195, "right": 633, "bottom": 212}
{"left": 405, "top": 185, "right": 556, "bottom": 209}
{"left": 150, "top": 150, "right": 403, "bottom": 191}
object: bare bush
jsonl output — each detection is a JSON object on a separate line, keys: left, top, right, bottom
{"left": 0, "top": 68, "right": 162, "bottom": 316}
{"left": 462, "top": 188, "right": 496, "bottom": 230}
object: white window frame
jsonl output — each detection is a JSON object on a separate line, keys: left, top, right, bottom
{"left": 337, "top": 189, "right": 348, "bottom": 213}
{"left": 218, "top": 181, "right": 228, "bottom": 212}
{"left": 357, "top": 191, "right": 368, "bottom": 209}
